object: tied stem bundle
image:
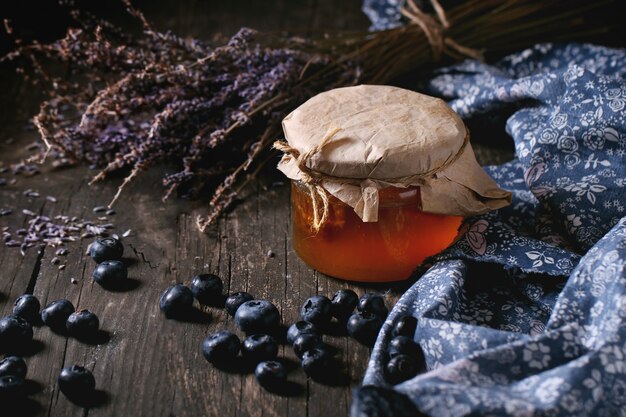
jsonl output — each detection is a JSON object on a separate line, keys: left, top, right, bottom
{"left": 400, "top": 0, "right": 483, "bottom": 61}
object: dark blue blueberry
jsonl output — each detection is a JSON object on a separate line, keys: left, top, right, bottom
{"left": 92, "top": 260, "right": 128, "bottom": 288}
{"left": 292, "top": 333, "right": 324, "bottom": 359}
{"left": 388, "top": 336, "right": 423, "bottom": 360}
{"left": 89, "top": 237, "right": 123, "bottom": 263}
{"left": 0, "top": 375, "right": 26, "bottom": 398}
{"left": 255, "top": 361, "right": 287, "bottom": 391}
{"left": 242, "top": 334, "right": 278, "bottom": 363}
{"left": 159, "top": 284, "right": 194, "bottom": 318}
{"left": 202, "top": 331, "right": 241, "bottom": 364}
{"left": 385, "top": 354, "right": 419, "bottom": 384}
{"left": 224, "top": 292, "right": 254, "bottom": 317}
{"left": 13, "top": 294, "right": 40, "bottom": 325}
{"left": 41, "top": 299, "right": 75, "bottom": 331}
{"left": 346, "top": 312, "right": 383, "bottom": 347}
{"left": 0, "top": 315, "right": 34, "bottom": 352}
{"left": 58, "top": 365, "right": 96, "bottom": 400}
{"left": 286, "top": 321, "right": 318, "bottom": 345}
{"left": 66, "top": 310, "right": 100, "bottom": 337}
{"left": 392, "top": 315, "right": 417, "bottom": 338}
{"left": 300, "top": 295, "right": 332, "bottom": 328}
{"left": 301, "top": 347, "right": 334, "bottom": 378}
{"left": 331, "top": 289, "right": 358, "bottom": 321}
{"left": 0, "top": 356, "right": 27, "bottom": 378}
{"left": 357, "top": 293, "right": 388, "bottom": 318}
{"left": 189, "top": 273, "right": 223, "bottom": 305}
{"left": 234, "top": 300, "right": 280, "bottom": 334}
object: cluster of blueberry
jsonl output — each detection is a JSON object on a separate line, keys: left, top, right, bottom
{"left": 385, "top": 316, "right": 425, "bottom": 383}
{"left": 0, "top": 294, "right": 100, "bottom": 403}
{"left": 90, "top": 238, "right": 128, "bottom": 288}
{"left": 159, "top": 276, "right": 425, "bottom": 392}
{"left": 0, "top": 237, "right": 128, "bottom": 404}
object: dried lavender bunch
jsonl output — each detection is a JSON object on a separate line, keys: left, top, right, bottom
{"left": 2, "top": 4, "right": 354, "bottom": 231}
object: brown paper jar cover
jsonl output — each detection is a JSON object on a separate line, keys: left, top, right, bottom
{"left": 276, "top": 84, "right": 511, "bottom": 222}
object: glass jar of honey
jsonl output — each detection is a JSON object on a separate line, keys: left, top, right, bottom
{"left": 275, "top": 85, "right": 511, "bottom": 282}
{"left": 291, "top": 181, "right": 463, "bottom": 282}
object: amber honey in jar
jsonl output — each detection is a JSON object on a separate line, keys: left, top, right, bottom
{"left": 292, "top": 182, "right": 463, "bottom": 281}
{"left": 275, "top": 85, "right": 511, "bottom": 282}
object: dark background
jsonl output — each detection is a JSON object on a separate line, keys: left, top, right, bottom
{"left": 0, "top": 0, "right": 373, "bottom": 55}
{"left": 1, "top": 0, "right": 623, "bottom": 56}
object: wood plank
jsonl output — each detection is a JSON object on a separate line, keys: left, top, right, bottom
{"left": 0, "top": 1, "right": 515, "bottom": 416}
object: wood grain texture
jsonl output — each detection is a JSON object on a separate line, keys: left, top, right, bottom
{"left": 0, "top": 1, "right": 514, "bottom": 416}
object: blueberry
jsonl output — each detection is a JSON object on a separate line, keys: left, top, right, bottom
{"left": 0, "top": 375, "right": 26, "bottom": 398}
{"left": 202, "top": 331, "right": 240, "bottom": 364}
{"left": 301, "top": 347, "right": 334, "bottom": 378}
{"left": 242, "top": 334, "right": 278, "bottom": 364}
{"left": 66, "top": 310, "right": 100, "bottom": 337}
{"left": 0, "top": 356, "right": 27, "bottom": 379}
{"left": 346, "top": 312, "right": 383, "bottom": 347}
{"left": 300, "top": 295, "right": 332, "bottom": 328}
{"left": 234, "top": 300, "right": 280, "bottom": 334}
{"left": 224, "top": 292, "right": 254, "bottom": 317}
{"left": 189, "top": 273, "right": 223, "bottom": 305}
{"left": 58, "top": 365, "right": 96, "bottom": 400}
{"left": 92, "top": 260, "right": 128, "bottom": 288}
{"left": 385, "top": 354, "right": 419, "bottom": 384}
{"left": 357, "top": 293, "right": 388, "bottom": 318}
{"left": 392, "top": 315, "right": 417, "bottom": 338}
{"left": 41, "top": 299, "right": 75, "bottom": 331}
{"left": 159, "top": 284, "right": 194, "bottom": 318}
{"left": 292, "top": 333, "right": 324, "bottom": 359}
{"left": 331, "top": 289, "right": 358, "bottom": 321}
{"left": 286, "top": 321, "right": 318, "bottom": 345}
{"left": 255, "top": 361, "right": 287, "bottom": 391}
{"left": 388, "top": 336, "right": 423, "bottom": 360}
{"left": 0, "top": 315, "right": 34, "bottom": 352}
{"left": 13, "top": 294, "right": 40, "bottom": 325}
{"left": 89, "top": 237, "right": 123, "bottom": 263}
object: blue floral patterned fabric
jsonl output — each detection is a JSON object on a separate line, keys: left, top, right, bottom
{"left": 357, "top": 42, "right": 626, "bottom": 417}
{"left": 361, "top": 0, "right": 405, "bottom": 31}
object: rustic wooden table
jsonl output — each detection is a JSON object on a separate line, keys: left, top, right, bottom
{"left": 0, "top": 1, "right": 513, "bottom": 416}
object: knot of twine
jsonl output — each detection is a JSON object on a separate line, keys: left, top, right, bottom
{"left": 401, "top": 0, "right": 483, "bottom": 61}
{"left": 274, "top": 126, "right": 470, "bottom": 233}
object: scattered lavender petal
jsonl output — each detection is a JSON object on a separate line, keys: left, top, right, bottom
{"left": 51, "top": 257, "right": 61, "bottom": 265}
{"left": 93, "top": 206, "right": 107, "bottom": 213}
{"left": 23, "top": 189, "right": 40, "bottom": 198}
{"left": 0, "top": 208, "right": 12, "bottom": 216}
{"left": 122, "top": 229, "right": 132, "bottom": 237}
{"left": 46, "top": 196, "right": 58, "bottom": 203}
{"left": 22, "top": 209, "right": 36, "bottom": 216}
